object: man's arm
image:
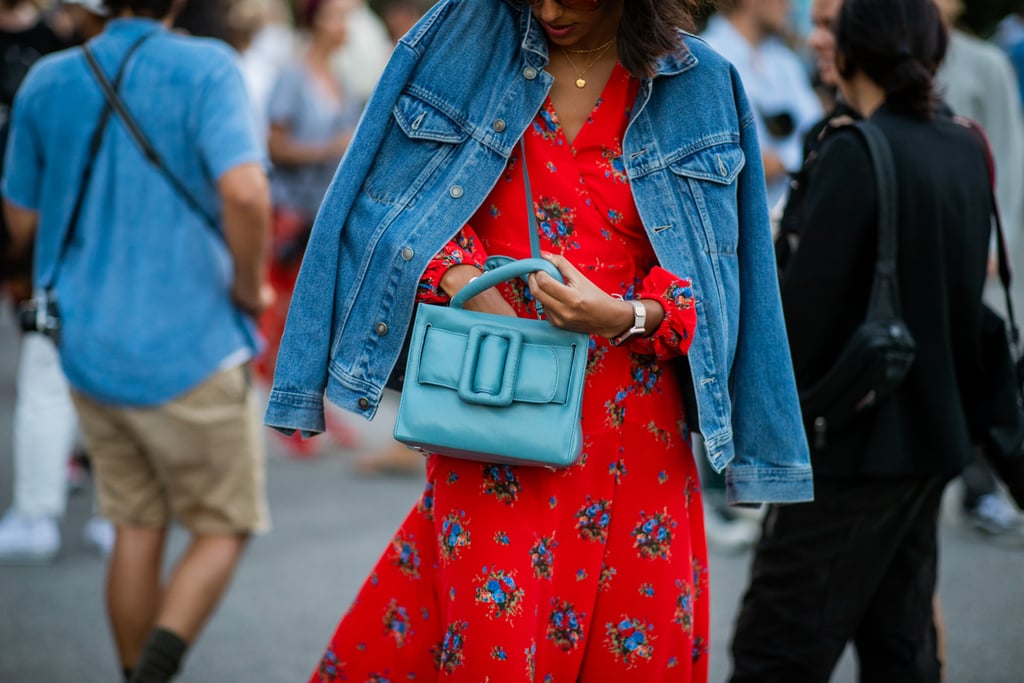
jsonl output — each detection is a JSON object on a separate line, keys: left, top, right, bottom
{"left": 2, "top": 200, "right": 38, "bottom": 260}
{"left": 218, "top": 162, "right": 271, "bottom": 317}
{"left": 1, "top": 201, "right": 38, "bottom": 301}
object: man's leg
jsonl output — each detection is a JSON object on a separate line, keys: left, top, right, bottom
{"left": 127, "top": 533, "right": 249, "bottom": 683}
{"left": 70, "top": 391, "right": 173, "bottom": 680}
{"left": 107, "top": 525, "right": 167, "bottom": 670}
{"left": 157, "top": 533, "right": 249, "bottom": 640}
{"left": 853, "top": 478, "right": 944, "bottom": 683}
{"left": 126, "top": 365, "right": 269, "bottom": 683}
{"left": 728, "top": 491, "right": 854, "bottom": 683}
{"left": 729, "top": 477, "right": 934, "bottom": 683}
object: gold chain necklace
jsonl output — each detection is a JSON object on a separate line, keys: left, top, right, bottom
{"left": 563, "top": 37, "right": 616, "bottom": 54}
{"left": 560, "top": 41, "right": 615, "bottom": 89}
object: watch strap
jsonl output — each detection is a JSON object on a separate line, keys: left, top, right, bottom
{"left": 610, "top": 298, "right": 646, "bottom": 346}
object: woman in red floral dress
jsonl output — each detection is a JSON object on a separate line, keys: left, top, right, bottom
{"left": 310, "top": 2, "right": 709, "bottom": 681}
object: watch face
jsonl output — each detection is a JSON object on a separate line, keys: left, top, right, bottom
{"left": 631, "top": 300, "right": 646, "bottom": 332}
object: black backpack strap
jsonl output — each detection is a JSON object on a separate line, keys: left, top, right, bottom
{"left": 852, "top": 121, "right": 902, "bottom": 321}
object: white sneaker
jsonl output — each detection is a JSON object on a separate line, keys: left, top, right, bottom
{"left": 703, "top": 503, "right": 761, "bottom": 554}
{"left": 0, "top": 509, "right": 60, "bottom": 564}
{"left": 964, "top": 493, "right": 1021, "bottom": 536}
{"left": 82, "top": 516, "right": 115, "bottom": 557}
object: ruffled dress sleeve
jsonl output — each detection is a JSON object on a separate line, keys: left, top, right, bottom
{"left": 416, "top": 225, "right": 490, "bottom": 304}
{"left": 625, "top": 266, "right": 697, "bottom": 360}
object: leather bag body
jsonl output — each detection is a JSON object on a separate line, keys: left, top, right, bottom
{"left": 393, "top": 258, "right": 589, "bottom": 468}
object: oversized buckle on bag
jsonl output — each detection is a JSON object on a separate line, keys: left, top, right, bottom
{"left": 457, "top": 326, "right": 523, "bottom": 407}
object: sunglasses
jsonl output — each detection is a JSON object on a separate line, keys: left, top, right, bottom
{"left": 525, "top": 0, "right": 602, "bottom": 10}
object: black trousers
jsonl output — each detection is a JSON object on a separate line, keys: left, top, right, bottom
{"left": 729, "top": 475, "right": 945, "bottom": 683}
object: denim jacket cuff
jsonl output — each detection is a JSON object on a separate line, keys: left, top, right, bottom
{"left": 264, "top": 389, "right": 327, "bottom": 437}
{"left": 725, "top": 464, "right": 815, "bottom": 505}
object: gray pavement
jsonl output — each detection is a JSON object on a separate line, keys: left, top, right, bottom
{"left": 0, "top": 305, "right": 1022, "bottom": 683}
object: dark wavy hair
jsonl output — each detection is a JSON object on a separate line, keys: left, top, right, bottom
{"left": 102, "top": 0, "right": 176, "bottom": 18}
{"left": 617, "top": 0, "right": 707, "bottom": 78}
{"left": 835, "top": 0, "right": 947, "bottom": 119}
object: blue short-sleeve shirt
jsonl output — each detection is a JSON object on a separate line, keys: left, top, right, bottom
{"left": 2, "top": 18, "right": 266, "bottom": 406}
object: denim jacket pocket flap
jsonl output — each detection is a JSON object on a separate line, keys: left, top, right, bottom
{"left": 669, "top": 142, "right": 745, "bottom": 185}
{"left": 393, "top": 93, "right": 468, "bottom": 144}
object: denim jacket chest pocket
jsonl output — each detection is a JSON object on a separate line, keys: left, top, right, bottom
{"left": 363, "top": 91, "right": 470, "bottom": 207}
{"left": 668, "top": 140, "right": 745, "bottom": 255}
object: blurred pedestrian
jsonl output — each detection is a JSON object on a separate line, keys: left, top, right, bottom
{"left": 702, "top": 0, "right": 823, "bottom": 210}
{"left": 934, "top": 0, "right": 1024, "bottom": 538}
{"left": 328, "top": 0, "right": 391, "bottom": 103}
{"left": 729, "top": 0, "right": 992, "bottom": 680}
{"left": 227, "top": 0, "right": 291, "bottom": 140}
{"left": 995, "top": 3, "right": 1024, "bottom": 53}
{"left": 0, "top": 0, "right": 110, "bottom": 564}
{"left": 63, "top": 0, "right": 109, "bottom": 41}
{"left": 376, "top": 0, "right": 425, "bottom": 42}
{"left": 266, "top": 0, "right": 813, "bottom": 680}
{"left": 2, "top": 0, "right": 272, "bottom": 680}
{"left": 255, "top": 0, "right": 359, "bottom": 457}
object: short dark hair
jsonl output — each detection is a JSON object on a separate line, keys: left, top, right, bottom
{"left": 617, "top": 0, "right": 707, "bottom": 79}
{"left": 102, "top": 0, "right": 177, "bottom": 19}
{"left": 836, "top": 0, "right": 947, "bottom": 119}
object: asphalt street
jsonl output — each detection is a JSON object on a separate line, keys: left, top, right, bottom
{"left": 0, "top": 306, "right": 1022, "bottom": 682}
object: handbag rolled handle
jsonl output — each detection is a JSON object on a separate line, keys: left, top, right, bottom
{"left": 451, "top": 258, "right": 564, "bottom": 309}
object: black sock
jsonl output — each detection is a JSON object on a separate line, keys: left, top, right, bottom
{"left": 123, "top": 666, "right": 133, "bottom": 683}
{"left": 129, "top": 628, "right": 188, "bottom": 683}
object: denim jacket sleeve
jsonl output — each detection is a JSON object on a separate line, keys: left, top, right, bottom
{"left": 264, "top": 39, "right": 426, "bottom": 435}
{"left": 723, "top": 65, "right": 813, "bottom": 504}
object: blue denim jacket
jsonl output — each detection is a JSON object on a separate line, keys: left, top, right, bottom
{"left": 265, "top": 0, "right": 812, "bottom": 504}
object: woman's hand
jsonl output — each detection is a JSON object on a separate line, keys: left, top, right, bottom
{"left": 528, "top": 252, "right": 663, "bottom": 339}
{"left": 440, "top": 264, "right": 517, "bottom": 317}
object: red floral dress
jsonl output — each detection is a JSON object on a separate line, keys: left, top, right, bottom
{"left": 311, "top": 64, "right": 709, "bottom": 682}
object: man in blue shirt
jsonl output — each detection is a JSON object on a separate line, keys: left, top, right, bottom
{"left": 1, "top": 0, "right": 272, "bottom": 681}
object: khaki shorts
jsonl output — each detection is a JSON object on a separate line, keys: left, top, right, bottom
{"left": 72, "top": 365, "right": 270, "bottom": 535}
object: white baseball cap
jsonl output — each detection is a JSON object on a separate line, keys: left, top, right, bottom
{"left": 64, "top": 0, "right": 108, "bottom": 16}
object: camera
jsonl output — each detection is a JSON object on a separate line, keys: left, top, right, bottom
{"left": 17, "top": 290, "right": 61, "bottom": 341}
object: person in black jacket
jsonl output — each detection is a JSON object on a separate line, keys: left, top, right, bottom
{"left": 729, "top": 0, "right": 992, "bottom": 680}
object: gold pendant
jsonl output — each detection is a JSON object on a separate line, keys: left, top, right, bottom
{"left": 575, "top": 77, "right": 586, "bottom": 88}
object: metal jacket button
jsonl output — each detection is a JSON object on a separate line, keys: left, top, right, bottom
{"left": 523, "top": 66, "right": 538, "bottom": 80}
{"left": 375, "top": 322, "right": 389, "bottom": 336}
{"left": 401, "top": 246, "right": 414, "bottom": 261}
{"left": 492, "top": 119, "right": 506, "bottom": 132}
{"left": 450, "top": 185, "right": 464, "bottom": 198}
{"left": 358, "top": 397, "right": 370, "bottom": 410}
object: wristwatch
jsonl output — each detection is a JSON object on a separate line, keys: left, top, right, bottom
{"left": 610, "top": 296, "right": 646, "bottom": 346}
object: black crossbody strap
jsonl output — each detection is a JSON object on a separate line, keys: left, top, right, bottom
{"left": 82, "top": 42, "right": 219, "bottom": 233}
{"left": 854, "top": 121, "right": 903, "bottom": 320}
{"left": 42, "top": 32, "right": 154, "bottom": 290}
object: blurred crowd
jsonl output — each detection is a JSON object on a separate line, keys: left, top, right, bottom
{"left": 1, "top": 0, "right": 1023, "bottom": 681}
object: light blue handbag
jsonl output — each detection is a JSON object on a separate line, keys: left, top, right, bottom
{"left": 393, "top": 141, "right": 589, "bottom": 467}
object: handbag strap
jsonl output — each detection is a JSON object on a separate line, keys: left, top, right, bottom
{"left": 42, "top": 31, "right": 155, "bottom": 290}
{"left": 956, "top": 116, "right": 1019, "bottom": 348}
{"left": 852, "top": 121, "right": 903, "bottom": 321}
{"left": 519, "top": 137, "right": 542, "bottom": 260}
{"left": 81, "top": 42, "right": 220, "bottom": 234}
